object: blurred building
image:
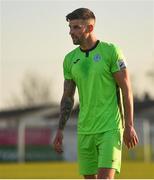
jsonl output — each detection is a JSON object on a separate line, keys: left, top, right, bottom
{"left": 0, "top": 100, "right": 154, "bottom": 162}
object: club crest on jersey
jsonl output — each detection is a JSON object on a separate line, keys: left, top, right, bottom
{"left": 93, "top": 54, "right": 102, "bottom": 62}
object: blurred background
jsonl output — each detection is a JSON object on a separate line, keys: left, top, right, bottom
{"left": 0, "top": 0, "right": 154, "bottom": 178}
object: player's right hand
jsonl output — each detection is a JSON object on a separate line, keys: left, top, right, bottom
{"left": 123, "top": 125, "right": 139, "bottom": 149}
{"left": 53, "top": 129, "right": 63, "bottom": 153}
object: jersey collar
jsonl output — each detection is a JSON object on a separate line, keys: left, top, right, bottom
{"left": 80, "top": 40, "right": 100, "bottom": 52}
{"left": 79, "top": 40, "right": 100, "bottom": 57}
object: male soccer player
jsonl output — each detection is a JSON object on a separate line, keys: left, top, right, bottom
{"left": 53, "top": 8, "right": 139, "bottom": 179}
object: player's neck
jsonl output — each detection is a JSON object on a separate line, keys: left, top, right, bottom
{"left": 80, "top": 35, "right": 98, "bottom": 51}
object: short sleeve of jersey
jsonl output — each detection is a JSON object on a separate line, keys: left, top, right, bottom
{"left": 110, "top": 44, "right": 127, "bottom": 73}
{"left": 63, "top": 55, "right": 73, "bottom": 80}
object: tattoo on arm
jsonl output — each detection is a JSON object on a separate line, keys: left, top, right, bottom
{"left": 58, "top": 80, "right": 76, "bottom": 130}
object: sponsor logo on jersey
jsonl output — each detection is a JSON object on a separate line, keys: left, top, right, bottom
{"left": 117, "top": 59, "right": 126, "bottom": 69}
{"left": 93, "top": 54, "right": 102, "bottom": 62}
{"left": 73, "top": 59, "right": 80, "bottom": 64}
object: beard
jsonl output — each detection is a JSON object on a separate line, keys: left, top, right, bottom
{"left": 71, "top": 34, "right": 83, "bottom": 45}
{"left": 72, "top": 37, "right": 80, "bottom": 45}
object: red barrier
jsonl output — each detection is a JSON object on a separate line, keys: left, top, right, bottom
{"left": 0, "top": 128, "right": 51, "bottom": 145}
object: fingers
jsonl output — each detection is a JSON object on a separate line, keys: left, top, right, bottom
{"left": 53, "top": 133, "right": 63, "bottom": 154}
{"left": 124, "top": 134, "right": 139, "bottom": 149}
{"left": 124, "top": 139, "right": 131, "bottom": 149}
{"left": 123, "top": 126, "right": 139, "bottom": 149}
{"left": 54, "top": 143, "right": 63, "bottom": 153}
{"left": 133, "top": 134, "right": 139, "bottom": 146}
{"left": 53, "top": 137, "right": 63, "bottom": 153}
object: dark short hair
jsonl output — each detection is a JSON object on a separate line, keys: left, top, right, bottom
{"left": 66, "top": 8, "right": 95, "bottom": 21}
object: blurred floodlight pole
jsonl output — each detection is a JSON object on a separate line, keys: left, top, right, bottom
{"left": 143, "top": 119, "right": 151, "bottom": 162}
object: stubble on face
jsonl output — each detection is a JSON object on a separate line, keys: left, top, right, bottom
{"left": 71, "top": 35, "right": 80, "bottom": 45}
{"left": 69, "top": 20, "right": 87, "bottom": 45}
{"left": 71, "top": 34, "right": 84, "bottom": 45}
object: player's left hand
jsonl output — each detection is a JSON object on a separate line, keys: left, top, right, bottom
{"left": 123, "top": 125, "right": 139, "bottom": 149}
{"left": 53, "top": 129, "right": 63, "bottom": 153}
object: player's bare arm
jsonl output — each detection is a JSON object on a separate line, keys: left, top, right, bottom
{"left": 53, "top": 79, "right": 76, "bottom": 153}
{"left": 59, "top": 79, "right": 76, "bottom": 129}
{"left": 113, "top": 69, "right": 139, "bottom": 149}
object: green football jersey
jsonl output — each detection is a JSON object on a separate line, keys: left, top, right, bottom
{"left": 63, "top": 40, "right": 126, "bottom": 134}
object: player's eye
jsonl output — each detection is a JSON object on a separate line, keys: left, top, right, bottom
{"left": 74, "top": 25, "right": 79, "bottom": 29}
{"left": 73, "top": 25, "right": 82, "bottom": 30}
{"left": 69, "top": 25, "right": 83, "bottom": 31}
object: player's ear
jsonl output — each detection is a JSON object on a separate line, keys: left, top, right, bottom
{"left": 88, "top": 24, "right": 94, "bottom": 33}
